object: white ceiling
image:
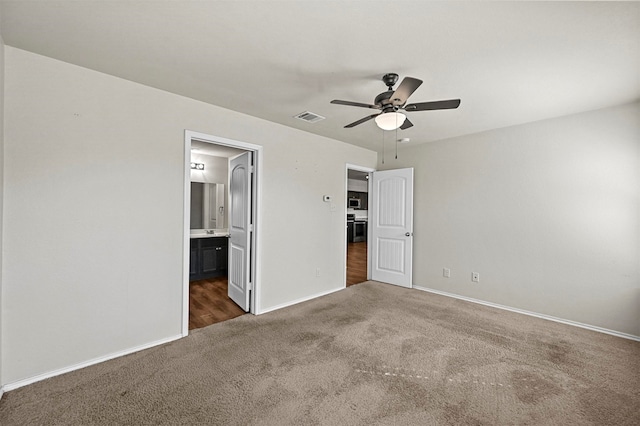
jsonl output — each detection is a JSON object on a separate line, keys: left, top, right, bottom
{"left": 1, "top": 1, "right": 638, "bottom": 152}
{"left": 191, "top": 140, "right": 245, "bottom": 159}
{"left": 348, "top": 169, "right": 369, "bottom": 182}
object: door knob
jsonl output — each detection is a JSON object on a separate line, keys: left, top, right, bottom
{"left": 405, "top": 232, "right": 412, "bottom": 237}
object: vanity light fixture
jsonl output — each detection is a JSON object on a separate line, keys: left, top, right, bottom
{"left": 190, "top": 162, "right": 205, "bottom": 170}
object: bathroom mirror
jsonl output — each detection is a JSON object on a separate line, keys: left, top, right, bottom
{"left": 190, "top": 182, "right": 225, "bottom": 229}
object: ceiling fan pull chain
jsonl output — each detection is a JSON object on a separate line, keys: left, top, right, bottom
{"left": 381, "top": 128, "right": 385, "bottom": 164}
{"left": 395, "top": 125, "right": 398, "bottom": 160}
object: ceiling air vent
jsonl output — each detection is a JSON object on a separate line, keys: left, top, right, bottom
{"left": 294, "top": 111, "right": 325, "bottom": 123}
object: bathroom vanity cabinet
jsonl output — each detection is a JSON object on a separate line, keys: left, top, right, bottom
{"left": 190, "top": 236, "right": 228, "bottom": 281}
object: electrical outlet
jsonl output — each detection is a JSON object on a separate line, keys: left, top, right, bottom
{"left": 443, "top": 268, "right": 451, "bottom": 278}
{"left": 472, "top": 272, "right": 480, "bottom": 283}
{"left": 316, "top": 268, "right": 321, "bottom": 277}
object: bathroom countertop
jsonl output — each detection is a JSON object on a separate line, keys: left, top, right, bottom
{"left": 190, "top": 232, "right": 229, "bottom": 239}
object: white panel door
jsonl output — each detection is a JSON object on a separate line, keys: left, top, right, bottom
{"left": 371, "top": 168, "right": 414, "bottom": 288}
{"left": 228, "top": 152, "right": 252, "bottom": 311}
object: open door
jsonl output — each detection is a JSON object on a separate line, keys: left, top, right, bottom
{"left": 370, "top": 168, "right": 414, "bottom": 288}
{"left": 228, "top": 151, "right": 252, "bottom": 311}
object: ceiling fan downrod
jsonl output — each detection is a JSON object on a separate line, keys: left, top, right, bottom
{"left": 382, "top": 73, "right": 399, "bottom": 90}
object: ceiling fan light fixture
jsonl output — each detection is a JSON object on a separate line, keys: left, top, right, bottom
{"left": 375, "top": 112, "right": 406, "bottom": 130}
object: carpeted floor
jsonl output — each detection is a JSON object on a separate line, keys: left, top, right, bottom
{"left": 1, "top": 281, "right": 639, "bottom": 425}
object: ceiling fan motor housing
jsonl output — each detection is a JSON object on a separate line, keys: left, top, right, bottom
{"left": 374, "top": 91, "right": 396, "bottom": 109}
{"left": 377, "top": 73, "right": 405, "bottom": 108}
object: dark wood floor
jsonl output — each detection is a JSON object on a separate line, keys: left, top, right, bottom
{"left": 190, "top": 241, "right": 368, "bottom": 330}
{"left": 346, "top": 241, "right": 367, "bottom": 287}
{"left": 189, "top": 277, "right": 245, "bottom": 330}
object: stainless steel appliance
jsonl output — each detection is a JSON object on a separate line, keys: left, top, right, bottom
{"left": 347, "top": 214, "right": 367, "bottom": 243}
{"left": 353, "top": 219, "right": 367, "bottom": 242}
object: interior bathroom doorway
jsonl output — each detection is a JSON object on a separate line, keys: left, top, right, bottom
{"left": 183, "top": 130, "right": 262, "bottom": 335}
{"left": 345, "top": 164, "right": 374, "bottom": 286}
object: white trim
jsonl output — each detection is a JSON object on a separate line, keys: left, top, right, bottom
{"left": 187, "top": 130, "right": 263, "bottom": 152}
{"left": 345, "top": 163, "right": 375, "bottom": 287}
{"left": 182, "top": 133, "right": 192, "bottom": 336}
{"left": 0, "top": 386, "right": 4, "bottom": 401}
{"left": 2, "top": 334, "right": 183, "bottom": 392}
{"left": 414, "top": 286, "right": 640, "bottom": 342}
{"left": 251, "top": 148, "right": 263, "bottom": 314}
{"left": 183, "top": 130, "right": 264, "bottom": 323}
{"left": 258, "top": 286, "right": 344, "bottom": 315}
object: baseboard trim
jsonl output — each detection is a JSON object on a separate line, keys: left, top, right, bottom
{"left": 2, "top": 334, "right": 184, "bottom": 392}
{"left": 0, "top": 386, "right": 4, "bottom": 401}
{"left": 413, "top": 286, "right": 640, "bottom": 342}
{"left": 258, "top": 286, "right": 344, "bottom": 315}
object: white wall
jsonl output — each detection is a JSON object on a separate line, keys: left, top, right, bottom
{"left": 380, "top": 102, "right": 640, "bottom": 337}
{"left": 0, "top": 8, "right": 5, "bottom": 391}
{"left": 190, "top": 154, "right": 228, "bottom": 186}
{"left": 347, "top": 178, "right": 368, "bottom": 192}
{"left": 1, "top": 47, "right": 377, "bottom": 385}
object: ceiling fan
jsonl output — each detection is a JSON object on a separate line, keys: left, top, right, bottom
{"left": 331, "top": 73, "right": 460, "bottom": 130}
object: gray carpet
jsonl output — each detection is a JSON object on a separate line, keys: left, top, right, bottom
{"left": 1, "top": 281, "right": 639, "bottom": 425}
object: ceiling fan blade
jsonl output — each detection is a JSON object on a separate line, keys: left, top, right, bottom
{"left": 344, "top": 114, "right": 378, "bottom": 128}
{"left": 390, "top": 77, "right": 423, "bottom": 106}
{"left": 404, "top": 99, "right": 461, "bottom": 111}
{"left": 400, "top": 118, "right": 413, "bottom": 130}
{"left": 331, "top": 99, "right": 380, "bottom": 109}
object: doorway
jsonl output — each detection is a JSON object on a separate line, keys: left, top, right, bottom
{"left": 345, "top": 165, "right": 415, "bottom": 289}
{"left": 183, "top": 131, "right": 262, "bottom": 335}
{"left": 345, "top": 164, "right": 374, "bottom": 286}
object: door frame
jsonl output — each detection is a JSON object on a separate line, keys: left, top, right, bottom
{"left": 344, "top": 163, "right": 376, "bottom": 286}
{"left": 182, "top": 130, "right": 263, "bottom": 336}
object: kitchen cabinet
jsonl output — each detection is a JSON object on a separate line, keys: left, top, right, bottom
{"left": 190, "top": 237, "right": 228, "bottom": 281}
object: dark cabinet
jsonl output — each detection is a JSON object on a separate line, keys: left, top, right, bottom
{"left": 347, "top": 221, "right": 354, "bottom": 243}
{"left": 190, "top": 244, "right": 199, "bottom": 276}
{"left": 190, "top": 237, "right": 228, "bottom": 281}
